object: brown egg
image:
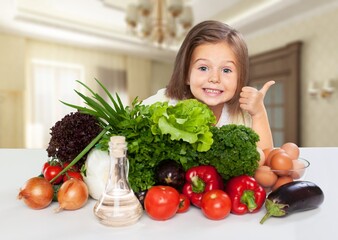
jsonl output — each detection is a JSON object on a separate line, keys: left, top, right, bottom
{"left": 271, "top": 176, "right": 293, "bottom": 191}
{"left": 270, "top": 152, "right": 293, "bottom": 176}
{"left": 266, "top": 148, "right": 285, "bottom": 166}
{"left": 254, "top": 165, "right": 278, "bottom": 188}
{"left": 281, "top": 142, "right": 300, "bottom": 160}
{"left": 291, "top": 159, "right": 306, "bottom": 179}
{"left": 263, "top": 148, "right": 273, "bottom": 164}
{"left": 257, "top": 147, "right": 266, "bottom": 166}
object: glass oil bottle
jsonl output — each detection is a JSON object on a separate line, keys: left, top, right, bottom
{"left": 93, "top": 136, "right": 143, "bottom": 227}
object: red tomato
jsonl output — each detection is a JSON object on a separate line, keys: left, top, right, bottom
{"left": 41, "top": 162, "right": 51, "bottom": 174}
{"left": 63, "top": 171, "right": 83, "bottom": 182}
{"left": 177, "top": 194, "right": 190, "bottom": 213}
{"left": 43, "top": 165, "right": 64, "bottom": 184}
{"left": 62, "top": 162, "right": 78, "bottom": 171}
{"left": 201, "top": 189, "right": 232, "bottom": 220}
{"left": 144, "top": 185, "right": 180, "bottom": 220}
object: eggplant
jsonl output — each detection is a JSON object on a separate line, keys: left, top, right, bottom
{"left": 135, "top": 190, "right": 148, "bottom": 209}
{"left": 260, "top": 181, "right": 324, "bottom": 224}
{"left": 155, "top": 159, "right": 185, "bottom": 190}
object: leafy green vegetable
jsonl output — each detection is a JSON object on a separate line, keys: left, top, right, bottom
{"left": 197, "top": 124, "right": 260, "bottom": 181}
{"left": 62, "top": 79, "right": 260, "bottom": 192}
{"left": 97, "top": 99, "right": 216, "bottom": 192}
{"left": 46, "top": 112, "right": 103, "bottom": 168}
{"left": 61, "top": 79, "right": 132, "bottom": 131}
{"left": 149, "top": 99, "right": 216, "bottom": 152}
{"left": 62, "top": 79, "right": 214, "bottom": 192}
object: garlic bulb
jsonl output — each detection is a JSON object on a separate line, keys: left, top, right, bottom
{"left": 83, "top": 148, "right": 110, "bottom": 200}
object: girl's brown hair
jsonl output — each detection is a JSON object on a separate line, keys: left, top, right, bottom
{"left": 166, "top": 20, "right": 249, "bottom": 116}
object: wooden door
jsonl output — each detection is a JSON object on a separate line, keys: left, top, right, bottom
{"left": 249, "top": 42, "right": 302, "bottom": 147}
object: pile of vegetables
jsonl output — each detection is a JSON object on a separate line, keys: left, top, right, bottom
{"left": 93, "top": 99, "right": 217, "bottom": 192}
{"left": 60, "top": 79, "right": 260, "bottom": 193}
{"left": 17, "top": 111, "right": 102, "bottom": 211}
{"left": 17, "top": 79, "right": 325, "bottom": 224}
{"left": 144, "top": 169, "right": 266, "bottom": 221}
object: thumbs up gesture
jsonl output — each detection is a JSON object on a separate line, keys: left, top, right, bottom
{"left": 239, "top": 80, "right": 275, "bottom": 117}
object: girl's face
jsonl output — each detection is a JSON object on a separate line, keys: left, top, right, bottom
{"left": 188, "top": 42, "right": 238, "bottom": 113}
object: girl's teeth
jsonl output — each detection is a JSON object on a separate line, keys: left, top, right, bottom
{"left": 205, "top": 89, "right": 220, "bottom": 93}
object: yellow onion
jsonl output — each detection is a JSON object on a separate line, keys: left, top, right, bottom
{"left": 17, "top": 177, "right": 54, "bottom": 210}
{"left": 55, "top": 178, "right": 88, "bottom": 212}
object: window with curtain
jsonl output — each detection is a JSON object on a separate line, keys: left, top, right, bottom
{"left": 26, "top": 59, "right": 84, "bottom": 148}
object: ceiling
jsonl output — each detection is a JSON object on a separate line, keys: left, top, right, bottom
{"left": 1, "top": 0, "right": 338, "bottom": 62}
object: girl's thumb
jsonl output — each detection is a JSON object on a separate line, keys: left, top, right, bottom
{"left": 259, "top": 80, "right": 275, "bottom": 96}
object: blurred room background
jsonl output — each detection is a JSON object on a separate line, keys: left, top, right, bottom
{"left": 1, "top": 0, "right": 338, "bottom": 149}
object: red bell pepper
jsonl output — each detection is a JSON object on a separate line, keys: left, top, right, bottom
{"left": 225, "top": 175, "right": 266, "bottom": 214}
{"left": 182, "top": 165, "right": 224, "bottom": 208}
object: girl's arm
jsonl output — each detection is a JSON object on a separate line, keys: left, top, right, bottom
{"left": 239, "top": 81, "right": 275, "bottom": 150}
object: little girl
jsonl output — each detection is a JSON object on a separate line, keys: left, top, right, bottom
{"left": 143, "top": 20, "right": 274, "bottom": 150}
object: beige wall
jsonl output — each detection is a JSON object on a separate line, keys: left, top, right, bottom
{"left": 149, "top": 61, "right": 173, "bottom": 95}
{"left": 0, "top": 35, "right": 26, "bottom": 91}
{"left": 126, "top": 57, "right": 152, "bottom": 102}
{"left": 246, "top": 7, "right": 338, "bottom": 147}
{"left": 0, "top": 35, "right": 25, "bottom": 147}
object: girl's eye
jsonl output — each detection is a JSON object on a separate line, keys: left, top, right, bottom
{"left": 223, "top": 68, "right": 232, "bottom": 73}
{"left": 198, "top": 66, "right": 208, "bottom": 71}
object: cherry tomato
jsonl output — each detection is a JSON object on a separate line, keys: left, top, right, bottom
{"left": 42, "top": 162, "right": 51, "bottom": 174}
{"left": 63, "top": 171, "right": 83, "bottom": 182}
{"left": 62, "top": 162, "right": 78, "bottom": 171}
{"left": 144, "top": 185, "right": 180, "bottom": 221}
{"left": 43, "top": 165, "right": 64, "bottom": 184}
{"left": 177, "top": 194, "right": 190, "bottom": 213}
{"left": 201, "top": 189, "right": 232, "bottom": 220}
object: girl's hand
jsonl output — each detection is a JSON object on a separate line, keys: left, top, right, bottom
{"left": 239, "top": 80, "right": 275, "bottom": 117}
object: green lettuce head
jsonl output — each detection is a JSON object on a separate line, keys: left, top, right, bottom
{"left": 149, "top": 99, "right": 216, "bottom": 152}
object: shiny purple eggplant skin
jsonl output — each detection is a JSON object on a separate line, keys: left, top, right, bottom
{"left": 268, "top": 181, "right": 324, "bottom": 213}
{"left": 260, "top": 181, "right": 324, "bottom": 224}
{"left": 155, "top": 159, "right": 185, "bottom": 190}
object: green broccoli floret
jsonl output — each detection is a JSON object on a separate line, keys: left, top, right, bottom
{"left": 197, "top": 124, "right": 260, "bottom": 181}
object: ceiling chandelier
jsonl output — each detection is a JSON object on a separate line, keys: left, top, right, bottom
{"left": 125, "top": 0, "right": 193, "bottom": 47}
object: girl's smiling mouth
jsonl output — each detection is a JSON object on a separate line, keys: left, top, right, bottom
{"left": 203, "top": 88, "right": 223, "bottom": 94}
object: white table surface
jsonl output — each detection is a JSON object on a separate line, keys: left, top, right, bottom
{"left": 1, "top": 147, "right": 337, "bottom": 240}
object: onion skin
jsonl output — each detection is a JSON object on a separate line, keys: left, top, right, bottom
{"left": 17, "top": 177, "right": 54, "bottom": 210}
{"left": 56, "top": 178, "right": 89, "bottom": 212}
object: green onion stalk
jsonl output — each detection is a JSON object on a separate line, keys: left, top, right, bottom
{"left": 49, "top": 126, "right": 109, "bottom": 183}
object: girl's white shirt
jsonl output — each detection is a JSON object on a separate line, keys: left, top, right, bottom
{"left": 142, "top": 88, "right": 252, "bottom": 128}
